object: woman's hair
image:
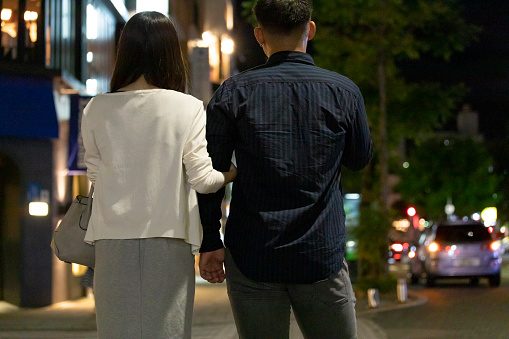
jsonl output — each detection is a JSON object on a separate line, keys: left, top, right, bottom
{"left": 253, "top": 0, "right": 313, "bottom": 36}
{"left": 110, "top": 11, "right": 188, "bottom": 93}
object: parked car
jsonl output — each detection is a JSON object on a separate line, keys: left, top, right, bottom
{"left": 388, "top": 241, "right": 416, "bottom": 264}
{"left": 409, "top": 220, "right": 502, "bottom": 287}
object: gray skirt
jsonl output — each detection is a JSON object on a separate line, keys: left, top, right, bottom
{"left": 94, "top": 238, "right": 195, "bottom": 339}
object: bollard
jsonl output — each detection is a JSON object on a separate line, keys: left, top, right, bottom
{"left": 367, "top": 288, "right": 380, "bottom": 308}
{"left": 397, "top": 278, "right": 407, "bottom": 303}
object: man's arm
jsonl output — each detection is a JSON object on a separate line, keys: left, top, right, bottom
{"left": 342, "top": 92, "right": 373, "bottom": 171}
{"left": 197, "top": 84, "right": 235, "bottom": 282}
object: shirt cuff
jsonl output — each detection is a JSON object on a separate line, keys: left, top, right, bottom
{"left": 199, "top": 227, "right": 224, "bottom": 253}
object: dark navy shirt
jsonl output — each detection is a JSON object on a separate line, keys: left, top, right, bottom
{"left": 197, "top": 51, "right": 373, "bottom": 283}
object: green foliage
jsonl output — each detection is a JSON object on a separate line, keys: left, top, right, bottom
{"left": 354, "top": 274, "right": 398, "bottom": 294}
{"left": 241, "top": 0, "right": 258, "bottom": 27}
{"left": 486, "top": 137, "right": 509, "bottom": 225}
{"left": 398, "top": 137, "right": 502, "bottom": 220}
{"left": 311, "top": 0, "right": 479, "bottom": 281}
{"left": 312, "top": 0, "right": 478, "bottom": 146}
{"left": 352, "top": 205, "right": 392, "bottom": 279}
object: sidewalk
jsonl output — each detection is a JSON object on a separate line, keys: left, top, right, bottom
{"left": 0, "top": 282, "right": 427, "bottom": 339}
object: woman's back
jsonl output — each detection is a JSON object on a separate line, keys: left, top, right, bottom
{"left": 82, "top": 89, "right": 222, "bottom": 247}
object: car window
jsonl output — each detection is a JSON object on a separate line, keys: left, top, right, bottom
{"left": 434, "top": 225, "right": 492, "bottom": 243}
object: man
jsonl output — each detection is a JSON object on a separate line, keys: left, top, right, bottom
{"left": 197, "top": 1, "right": 373, "bottom": 338}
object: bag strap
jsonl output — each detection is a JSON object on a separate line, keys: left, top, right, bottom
{"left": 79, "top": 184, "right": 94, "bottom": 230}
{"left": 87, "top": 184, "right": 94, "bottom": 214}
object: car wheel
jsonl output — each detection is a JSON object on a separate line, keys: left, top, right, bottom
{"left": 410, "top": 273, "right": 420, "bottom": 285}
{"left": 425, "top": 274, "right": 435, "bottom": 287}
{"left": 488, "top": 273, "right": 501, "bottom": 287}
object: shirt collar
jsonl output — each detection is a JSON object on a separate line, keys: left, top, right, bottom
{"left": 266, "top": 51, "right": 315, "bottom": 67}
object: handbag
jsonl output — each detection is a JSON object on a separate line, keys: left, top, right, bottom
{"left": 51, "top": 185, "right": 95, "bottom": 268}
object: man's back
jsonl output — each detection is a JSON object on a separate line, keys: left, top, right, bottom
{"left": 200, "top": 51, "right": 372, "bottom": 283}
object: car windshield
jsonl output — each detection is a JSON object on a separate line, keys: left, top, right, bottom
{"left": 434, "top": 224, "right": 492, "bottom": 243}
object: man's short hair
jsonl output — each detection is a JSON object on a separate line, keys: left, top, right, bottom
{"left": 253, "top": 0, "right": 313, "bottom": 35}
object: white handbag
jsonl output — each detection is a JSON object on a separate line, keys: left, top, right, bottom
{"left": 50, "top": 185, "right": 95, "bottom": 267}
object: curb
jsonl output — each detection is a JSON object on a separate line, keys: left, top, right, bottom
{"left": 356, "top": 290, "right": 428, "bottom": 317}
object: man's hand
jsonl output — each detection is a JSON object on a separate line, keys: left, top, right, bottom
{"left": 199, "top": 248, "right": 226, "bottom": 283}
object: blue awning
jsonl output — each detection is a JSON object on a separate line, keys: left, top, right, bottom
{"left": 0, "top": 74, "right": 58, "bottom": 139}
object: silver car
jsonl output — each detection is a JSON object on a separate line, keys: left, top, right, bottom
{"left": 410, "top": 220, "right": 502, "bottom": 287}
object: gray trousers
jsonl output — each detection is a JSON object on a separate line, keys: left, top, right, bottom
{"left": 94, "top": 238, "right": 195, "bottom": 339}
{"left": 225, "top": 249, "right": 357, "bottom": 339}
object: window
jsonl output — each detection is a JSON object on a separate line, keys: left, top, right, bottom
{"left": 1, "top": 0, "right": 41, "bottom": 62}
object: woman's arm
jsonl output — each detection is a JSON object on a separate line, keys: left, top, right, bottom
{"left": 81, "top": 105, "right": 102, "bottom": 184}
{"left": 183, "top": 104, "right": 233, "bottom": 193}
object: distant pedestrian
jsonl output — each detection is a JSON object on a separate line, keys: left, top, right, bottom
{"left": 197, "top": 1, "right": 372, "bottom": 338}
{"left": 81, "top": 11, "right": 236, "bottom": 339}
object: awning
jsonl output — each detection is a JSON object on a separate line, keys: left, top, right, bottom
{"left": 0, "top": 74, "right": 59, "bottom": 139}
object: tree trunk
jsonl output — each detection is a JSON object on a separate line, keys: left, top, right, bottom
{"left": 378, "top": 51, "right": 389, "bottom": 213}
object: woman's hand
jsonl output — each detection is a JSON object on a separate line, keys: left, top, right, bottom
{"left": 222, "top": 162, "right": 237, "bottom": 185}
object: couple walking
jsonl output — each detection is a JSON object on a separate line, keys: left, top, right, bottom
{"left": 81, "top": 1, "right": 373, "bottom": 338}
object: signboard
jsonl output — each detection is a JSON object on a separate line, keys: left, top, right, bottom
{"left": 68, "top": 95, "right": 92, "bottom": 174}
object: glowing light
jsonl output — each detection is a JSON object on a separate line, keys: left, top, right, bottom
{"left": 408, "top": 251, "right": 416, "bottom": 259}
{"left": 1, "top": 8, "right": 12, "bottom": 21}
{"left": 407, "top": 207, "right": 416, "bottom": 217}
{"left": 347, "top": 241, "right": 356, "bottom": 247}
{"left": 481, "top": 207, "right": 497, "bottom": 223}
{"left": 87, "top": 52, "right": 94, "bottom": 63}
{"left": 391, "top": 243, "right": 404, "bottom": 252}
{"left": 221, "top": 36, "right": 234, "bottom": 55}
{"left": 490, "top": 241, "right": 500, "bottom": 252}
{"left": 86, "top": 5, "right": 98, "bottom": 39}
{"left": 428, "top": 242, "right": 439, "bottom": 253}
{"left": 403, "top": 162, "right": 409, "bottom": 169}
{"left": 202, "top": 31, "right": 216, "bottom": 46}
{"left": 24, "top": 11, "right": 38, "bottom": 21}
{"left": 29, "top": 202, "right": 48, "bottom": 216}
{"left": 86, "top": 79, "right": 98, "bottom": 94}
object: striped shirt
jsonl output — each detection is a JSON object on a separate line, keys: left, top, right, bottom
{"left": 198, "top": 51, "right": 373, "bottom": 283}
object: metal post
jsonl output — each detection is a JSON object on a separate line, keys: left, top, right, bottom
{"left": 397, "top": 278, "right": 407, "bottom": 303}
{"left": 367, "top": 288, "right": 380, "bottom": 308}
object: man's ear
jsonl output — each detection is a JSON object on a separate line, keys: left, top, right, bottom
{"left": 307, "top": 21, "right": 316, "bottom": 41}
{"left": 254, "top": 27, "right": 266, "bottom": 46}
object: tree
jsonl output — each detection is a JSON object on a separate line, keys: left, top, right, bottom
{"left": 398, "top": 137, "right": 501, "bottom": 220}
{"left": 312, "top": 0, "right": 479, "bottom": 211}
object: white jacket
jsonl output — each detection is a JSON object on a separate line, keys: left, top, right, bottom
{"left": 81, "top": 89, "right": 224, "bottom": 253}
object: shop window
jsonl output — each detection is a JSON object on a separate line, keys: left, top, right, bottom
{"left": 1, "top": 0, "right": 19, "bottom": 59}
{"left": 1, "top": 0, "right": 41, "bottom": 62}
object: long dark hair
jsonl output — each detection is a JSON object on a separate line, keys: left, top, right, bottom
{"left": 110, "top": 11, "right": 188, "bottom": 93}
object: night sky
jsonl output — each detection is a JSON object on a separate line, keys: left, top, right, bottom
{"left": 232, "top": 0, "right": 509, "bottom": 141}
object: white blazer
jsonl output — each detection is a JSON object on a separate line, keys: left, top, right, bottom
{"left": 81, "top": 89, "right": 224, "bottom": 254}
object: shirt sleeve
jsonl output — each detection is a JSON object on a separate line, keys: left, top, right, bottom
{"left": 197, "top": 85, "right": 236, "bottom": 252}
{"left": 342, "top": 91, "right": 373, "bottom": 171}
{"left": 81, "top": 102, "right": 102, "bottom": 184}
{"left": 182, "top": 103, "right": 225, "bottom": 194}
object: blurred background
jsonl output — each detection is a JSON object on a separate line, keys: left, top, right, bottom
{"left": 0, "top": 0, "right": 507, "bottom": 308}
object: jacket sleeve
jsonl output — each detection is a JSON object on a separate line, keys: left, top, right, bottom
{"left": 182, "top": 103, "right": 225, "bottom": 194}
{"left": 342, "top": 92, "right": 373, "bottom": 171}
{"left": 81, "top": 102, "right": 101, "bottom": 184}
{"left": 197, "top": 85, "right": 236, "bottom": 252}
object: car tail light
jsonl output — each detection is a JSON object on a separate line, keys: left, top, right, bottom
{"left": 391, "top": 243, "right": 404, "bottom": 252}
{"left": 428, "top": 242, "right": 440, "bottom": 253}
{"left": 490, "top": 241, "right": 500, "bottom": 251}
{"left": 481, "top": 241, "right": 500, "bottom": 251}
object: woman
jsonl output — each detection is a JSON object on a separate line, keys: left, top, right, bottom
{"left": 81, "top": 12, "right": 236, "bottom": 338}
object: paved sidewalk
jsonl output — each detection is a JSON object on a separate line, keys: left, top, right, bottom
{"left": 0, "top": 281, "right": 427, "bottom": 339}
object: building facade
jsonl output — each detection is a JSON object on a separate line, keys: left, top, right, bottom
{"left": 0, "top": 0, "right": 235, "bottom": 307}
{"left": 0, "top": 0, "right": 130, "bottom": 307}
